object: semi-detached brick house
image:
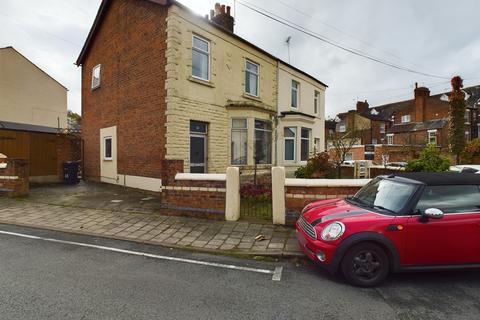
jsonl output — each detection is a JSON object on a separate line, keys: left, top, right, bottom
{"left": 76, "top": 0, "right": 327, "bottom": 191}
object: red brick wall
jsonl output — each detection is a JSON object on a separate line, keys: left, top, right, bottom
{"left": 0, "top": 159, "right": 29, "bottom": 197}
{"left": 285, "top": 185, "right": 363, "bottom": 225}
{"left": 81, "top": 0, "right": 168, "bottom": 181}
{"left": 161, "top": 179, "right": 226, "bottom": 220}
{"left": 57, "top": 134, "right": 82, "bottom": 181}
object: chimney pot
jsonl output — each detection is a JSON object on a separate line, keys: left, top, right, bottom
{"left": 226, "top": 5, "right": 231, "bottom": 16}
{"left": 210, "top": 9, "right": 215, "bottom": 19}
{"left": 221, "top": 4, "right": 226, "bottom": 14}
{"left": 415, "top": 82, "right": 418, "bottom": 89}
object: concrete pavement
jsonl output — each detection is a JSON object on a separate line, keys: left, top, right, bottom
{"left": 1, "top": 224, "right": 479, "bottom": 320}
{"left": 0, "top": 197, "right": 301, "bottom": 257}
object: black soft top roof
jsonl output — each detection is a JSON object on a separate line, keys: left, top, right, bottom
{"left": 387, "top": 172, "right": 480, "bottom": 186}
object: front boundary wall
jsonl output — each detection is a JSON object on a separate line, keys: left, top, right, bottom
{"left": 0, "top": 158, "right": 29, "bottom": 197}
{"left": 272, "top": 167, "right": 370, "bottom": 225}
{"left": 160, "top": 167, "right": 240, "bottom": 221}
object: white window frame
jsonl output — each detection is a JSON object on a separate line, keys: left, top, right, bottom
{"left": 192, "top": 34, "right": 210, "bottom": 81}
{"left": 386, "top": 134, "right": 394, "bottom": 145}
{"left": 465, "top": 109, "right": 471, "bottom": 124}
{"left": 339, "top": 125, "right": 346, "bottom": 133}
{"left": 427, "top": 130, "right": 437, "bottom": 145}
{"left": 103, "top": 136, "right": 112, "bottom": 161}
{"left": 91, "top": 64, "right": 101, "bottom": 90}
{"left": 284, "top": 127, "right": 296, "bottom": 162}
{"left": 291, "top": 80, "right": 299, "bottom": 109}
{"left": 401, "top": 115, "right": 411, "bottom": 123}
{"left": 314, "top": 91, "right": 320, "bottom": 114}
{"left": 380, "top": 123, "right": 386, "bottom": 134}
{"left": 244, "top": 60, "right": 259, "bottom": 97}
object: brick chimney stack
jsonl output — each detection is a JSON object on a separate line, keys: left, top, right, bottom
{"left": 414, "top": 83, "right": 430, "bottom": 122}
{"left": 356, "top": 100, "right": 369, "bottom": 113}
{"left": 210, "top": 3, "right": 234, "bottom": 33}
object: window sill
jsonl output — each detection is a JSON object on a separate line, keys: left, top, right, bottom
{"left": 103, "top": 158, "right": 113, "bottom": 161}
{"left": 242, "top": 93, "right": 262, "bottom": 102}
{"left": 188, "top": 76, "right": 215, "bottom": 88}
{"left": 91, "top": 85, "right": 101, "bottom": 91}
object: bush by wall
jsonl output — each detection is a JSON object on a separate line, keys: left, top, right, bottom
{"left": 405, "top": 144, "right": 451, "bottom": 172}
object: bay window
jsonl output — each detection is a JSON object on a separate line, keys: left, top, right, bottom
{"left": 231, "top": 119, "right": 247, "bottom": 165}
{"left": 301, "top": 128, "right": 311, "bottom": 161}
{"left": 284, "top": 127, "right": 296, "bottom": 161}
{"left": 254, "top": 120, "right": 272, "bottom": 164}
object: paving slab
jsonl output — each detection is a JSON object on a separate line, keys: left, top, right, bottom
{"left": 0, "top": 182, "right": 302, "bottom": 258}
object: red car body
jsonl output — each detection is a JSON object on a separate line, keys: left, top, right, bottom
{"left": 296, "top": 173, "right": 480, "bottom": 286}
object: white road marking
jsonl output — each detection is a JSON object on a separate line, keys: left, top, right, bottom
{"left": 0, "top": 230, "right": 282, "bottom": 280}
{"left": 272, "top": 266, "right": 283, "bottom": 281}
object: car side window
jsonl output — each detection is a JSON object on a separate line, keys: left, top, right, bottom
{"left": 415, "top": 185, "right": 480, "bottom": 214}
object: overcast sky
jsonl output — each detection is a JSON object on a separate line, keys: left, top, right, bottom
{"left": 1, "top": 0, "right": 479, "bottom": 118}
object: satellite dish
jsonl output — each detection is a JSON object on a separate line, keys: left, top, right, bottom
{"left": 370, "top": 109, "right": 379, "bottom": 115}
{"left": 440, "top": 94, "right": 449, "bottom": 102}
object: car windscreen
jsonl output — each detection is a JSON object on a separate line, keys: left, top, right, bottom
{"left": 351, "top": 178, "right": 417, "bottom": 214}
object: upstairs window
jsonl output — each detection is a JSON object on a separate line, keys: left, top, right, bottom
{"left": 91, "top": 64, "right": 101, "bottom": 89}
{"left": 339, "top": 125, "right": 346, "bottom": 133}
{"left": 314, "top": 91, "right": 320, "bottom": 114}
{"left": 192, "top": 35, "right": 210, "bottom": 81}
{"left": 291, "top": 80, "right": 299, "bottom": 108}
{"left": 465, "top": 110, "right": 471, "bottom": 124}
{"left": 245, "top": 60, "right": 259, "bottom": 96}
{"left": 401, "top": 115, "right": 411, "bottom": 123}
{"left": 387, "top": 134, "right": 394, "bottom": 145}
{"left": 380, "top": 123, "right": 386, "bottom": 134}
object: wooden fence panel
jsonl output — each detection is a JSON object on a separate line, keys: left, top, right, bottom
{"left": 0, "top": 129, "right": 29, "bottom": 159}
{"left": 29, "top": 132, "right": 58, "bottom": 176}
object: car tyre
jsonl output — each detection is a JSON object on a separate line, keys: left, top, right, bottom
{"left": 341, "top": 242, "right": 389, "bottom": 287}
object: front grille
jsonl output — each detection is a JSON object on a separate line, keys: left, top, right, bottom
{"left": 298, "top": 216, "right": 317, "bottom": 239}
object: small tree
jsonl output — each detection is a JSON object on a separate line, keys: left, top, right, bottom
{"left": 405, "top": 143, "right": 450, "bottom": 172}
{"left": 329, "top": 128, "right": 363, "bottom": 178}
{"left": 448, "top": 76, "right": 466, "bottom": 164}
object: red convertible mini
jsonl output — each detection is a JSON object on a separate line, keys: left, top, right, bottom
{"left": 296, "top": 172, "right": 480, "bottom": 287}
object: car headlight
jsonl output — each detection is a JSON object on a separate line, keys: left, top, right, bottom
{"left": 320, "top": 222, "right": 345, "bottom": 241}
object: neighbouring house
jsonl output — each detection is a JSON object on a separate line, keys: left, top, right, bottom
{"left": 76, "top": 0, "right": 327, "bottom": 191}
{"left": 276, "top": 61, "right": 327, "bottom": 176}
{"left": 0, "top": 47, "right": 79, "bottom": 183}
{"left": 329, "top": 83, "right": 480, "bottom": 163}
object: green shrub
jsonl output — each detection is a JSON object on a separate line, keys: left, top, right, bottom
{"left": 294, "top": 152, "right": 335, "bottom": 178}
{"left": 405, "top": 144, "right": 451, "bottom": 172}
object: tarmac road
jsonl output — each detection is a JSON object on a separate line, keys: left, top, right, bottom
{"left": 0, "top": 224, "right": 479, "bottom": 320}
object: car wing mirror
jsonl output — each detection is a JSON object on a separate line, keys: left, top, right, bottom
{"left": 424, "top": 208, "right": 444, "bottom": 219}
